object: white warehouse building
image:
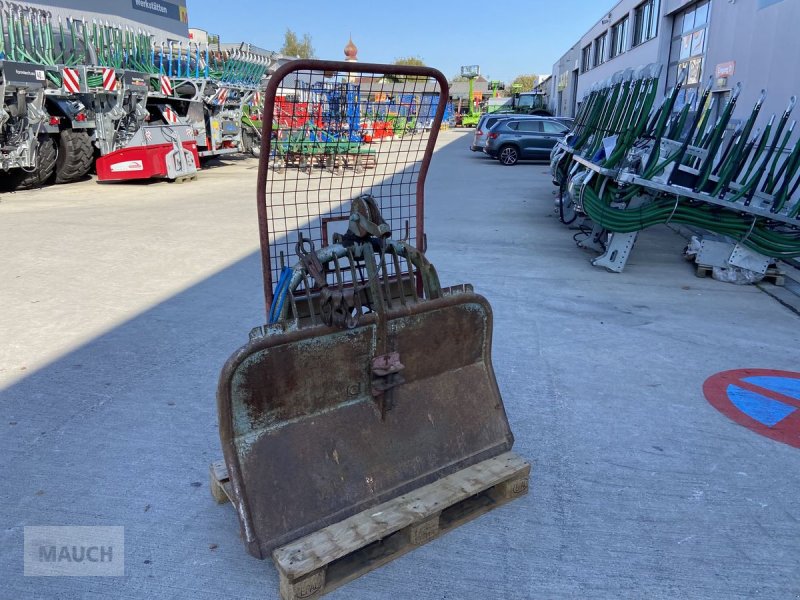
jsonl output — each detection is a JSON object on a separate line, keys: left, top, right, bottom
{"left": 551, "top": 0, "right": 800, "bottom": 125}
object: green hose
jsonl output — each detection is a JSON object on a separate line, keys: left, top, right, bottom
{"left": 559, "top": 69, "right": 800, "bottom": 262}
{"left": 582, "top": 182, "right": 800, "bottom": 258}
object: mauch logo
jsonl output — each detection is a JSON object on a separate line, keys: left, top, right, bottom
{"left": 24, "top": 526, "right": 124, "bottom": 576}
{"left": 39, "top": 544, "right": 114, "bottom": 563}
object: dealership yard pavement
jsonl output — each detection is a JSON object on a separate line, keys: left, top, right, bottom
{"left": 1, "top": 130, "right": 798, "bottom": 599}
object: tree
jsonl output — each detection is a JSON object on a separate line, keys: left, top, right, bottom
{"left": 511, "top": 74, "right": 538, "bottom": 92}
{"left": 393, "top": 56, "right": 425, "bottom": 67}
{"left": 281, "top": 29, "right": 315, "bottom": 59}
{"left": 389, "top": 56, "right": 429, "bottom": 81}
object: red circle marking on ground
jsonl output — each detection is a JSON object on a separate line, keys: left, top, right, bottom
{"left": 703, "top": 369, "right": 800, "bottom": 449}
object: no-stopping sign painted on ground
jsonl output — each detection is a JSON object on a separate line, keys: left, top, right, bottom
{"left": 704, "top": 369, "right": 800, "bottom": 448}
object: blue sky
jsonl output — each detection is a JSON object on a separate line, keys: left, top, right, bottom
{"left": 185, "top": 0, "right": 607, "bottom": 82}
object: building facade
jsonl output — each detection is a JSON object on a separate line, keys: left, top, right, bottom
{"left": 25, "top": 0, "right": 189, "bottom": 43}
{"left": 551, "top": 41, "right": 582, "bottom": 118}
{"left": 550, "top": 0, "right": 799, "bottom": 123}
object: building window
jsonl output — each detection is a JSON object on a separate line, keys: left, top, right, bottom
{"left": 593, "top": 33, "right": 607, "bottom": 67}
{"left": 633, "top": 0, "right": 661, "bottom": 46}
{"left": 667, "top": 0, "right": 711, "bottom": 108}
{"left": 610, "top": 16, "right": 629, "bottom": 58}
{"left": 581, "top": 44, "right": 592, "bottom": 73}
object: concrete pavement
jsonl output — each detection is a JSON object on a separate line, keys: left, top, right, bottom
{"left": 1, "top": 131, "right": 798, "bottom": 599}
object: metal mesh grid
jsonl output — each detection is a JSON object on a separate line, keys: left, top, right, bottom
{"left": 256, "top": 60, "right": 448, "bottom": 313}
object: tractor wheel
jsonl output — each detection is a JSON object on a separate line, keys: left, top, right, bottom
{"left": 2, "top": 134, "right": 58, "bottom": 190}
{"left": 241, "top": 130, "right": 261, "bottom": 158}
{"left": 498, "top": 145, "right": 519, "bottom": 166}
{"left": 241, "top": 131, "right": 252, "bottom": 154}
{"left": 55, "top": 128, "right": 94, "bottom": 184}
{"left": 250, "top": 136, "right": 261, "bottom": 159}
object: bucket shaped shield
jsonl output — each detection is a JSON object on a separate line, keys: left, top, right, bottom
{"left": 218, "top": 289, "right": 513, "bottom": 558}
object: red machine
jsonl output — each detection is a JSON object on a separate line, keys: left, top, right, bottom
{"left": 95, "top": 125, "right": 199, "bottom": 182}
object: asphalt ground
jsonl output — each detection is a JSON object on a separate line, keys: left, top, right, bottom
{"left": 1, "top": 130, "right": 798, "bottom": 599}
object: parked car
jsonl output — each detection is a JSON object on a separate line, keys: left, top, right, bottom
{"left": 470, "top": 113, "right": 549, "bottom": 152}
{"left": 483, "top": 118, "right": 570, "bottom": 166}
{"left": 553, "top": 117, "right": 575, "bottom": 129}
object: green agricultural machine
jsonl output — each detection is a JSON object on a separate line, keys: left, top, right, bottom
{"left": 0, "top": 7, "right": 104, "bottom": 188}
{"left": 458, "top": 64, "right": 481, "bottom": 128}
{"left": 0, "top": 5, "right": 200, "bottom": 187}
{"left": 551, "top": 65, "right": 800, "bottom": 273}
{"left": 240, "top": 101, "right": 264, "bottom": 157}
{"left": 147, "top": 44, "right": 269, "bottom": 158}
{"left": 0, "top": 3, "right": 270, "bottom": 189}
{"left": 494, "top": 83, "right": 552, "bottom": 116}
{"left": 508, "top": 91, "right": 551, "bottom": 116}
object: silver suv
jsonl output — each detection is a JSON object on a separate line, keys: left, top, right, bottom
{"left": 483, "top": 118, "right": 570, "bottom": 166}
{"left": 470, "top": 113, "right": 543, "bottom": 152}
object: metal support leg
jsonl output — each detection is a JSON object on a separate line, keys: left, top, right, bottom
{"left": 578, "top": 221, "right": 607, "bottom": 252}
{"left": 590, "top": 195, "right": 649, "bottom": 272}
{"left": 591, "top": 231, "right": 639, "bottom": 272}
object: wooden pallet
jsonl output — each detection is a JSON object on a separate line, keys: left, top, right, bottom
{"left": 210, "top": 452, "right": 530, "bottom": 600}
{"left": 694, "top": 263, "right": 785, "bottom": 286}
{"left": 208, "top": 459, "right": 233, "bottom": 505}
{"left": 173, "top": 173, "right": 198, "bottom": 184}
